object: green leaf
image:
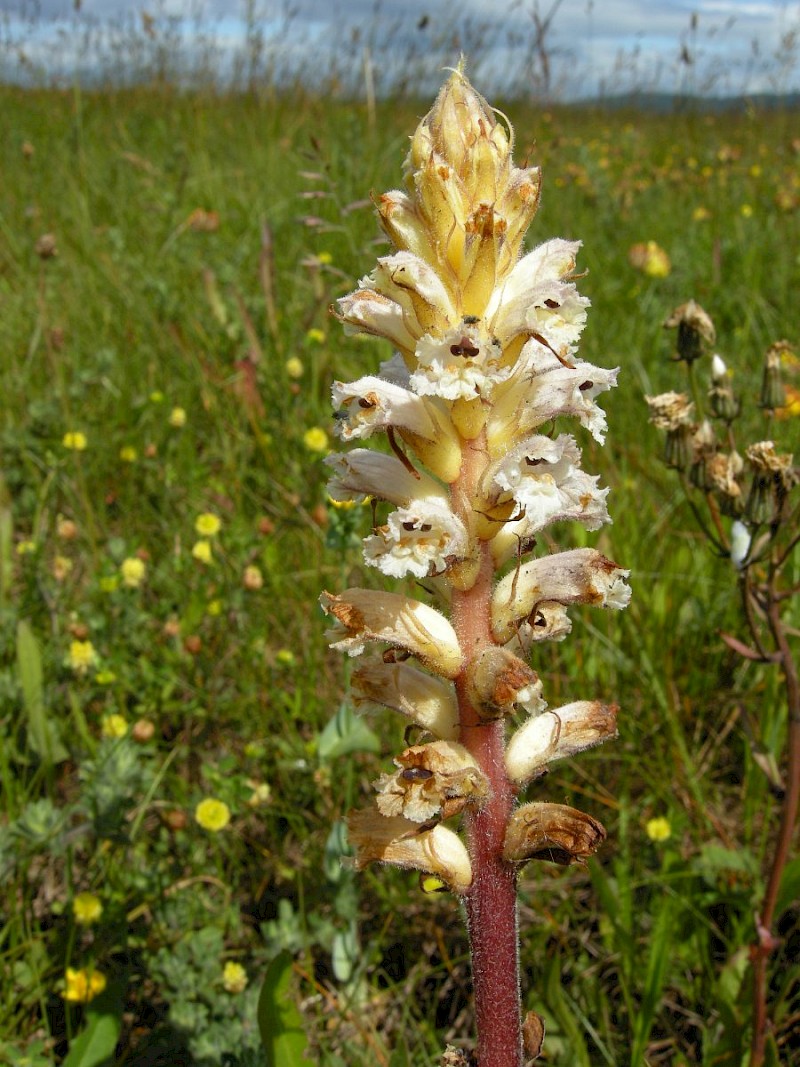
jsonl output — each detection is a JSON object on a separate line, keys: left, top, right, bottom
{"left": 62, "top": 982, "right": 124, "bottom": 1067}
{"left": 16, "top": 620, "right": 69, "bottom": 765}
{"left": 630, "top": 899, "right": 674, "bottom": 1063}
{"left": 316, "top": 702, "right": 380, "bottom": 762}
{"left": 257, "top": 952, "right": 314, "bottom": 1067}
{"left": 544, "top": 954, "right": 591, "bottom": 1067}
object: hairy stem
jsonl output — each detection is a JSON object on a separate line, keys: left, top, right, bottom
{"left": 452, "top": 435, "right": 522, "bottom": 1067}
{"left": 749, "top": 592, "right": 800, "bottom": 1067}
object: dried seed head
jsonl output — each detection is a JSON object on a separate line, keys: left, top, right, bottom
{"left": 760, "top": 340, "right": 791, "bottom": 410}
{"left": 664, "top": 300, "right": 716, "bottom": 363}
{"left": 645, "top": 391, "right": 694, "bottom": 432}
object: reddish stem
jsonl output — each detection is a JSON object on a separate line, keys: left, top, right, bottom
{"left": 451, "top": 435, "right": 522, "bottom": 1067}
{"left": 749, "top": 592, "right": 800, "bottom": 1067}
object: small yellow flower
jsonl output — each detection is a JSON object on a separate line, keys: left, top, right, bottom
{"left": 69, "top": 640, "right": 98, "bottom": 675}
{"left": 303, "top": 427, "right": 328, "bottom": 453}
{"left": 72, "top": 892, "right": 103, "bottom": 926}
{"left": 53, "top": 555, "right": 73, "bottom": 581}
{"left": 150, "top": 390, "right": 165, "bottom": 404}
{"left": 285, "top": 356, "right": 304, "bottom": 378}
{"left": 206, "top": 599, "right": 223, "bottom": 616}
{"left": 740, "top": 203, "right": 753, "bottom": 218}
{"left": 222, "top": 961, "right": 248, "bottom": 994}
{"left": 243, "top": 565, "right": 263, "bottom": 590}
{"left": 120, "top": 557, "right": 146, "bottom": 588}
{"left": 246, "top": 780, "right": 272, "bottom": 806}
{"left": 195, "top": 797, "right": 231, "bottom": 832}
{"left": 692, "top": 206, "right": 711, "bottom": 222}
{"left": 94, "top": 669, "right": 117, "bottom": 685}
{"left": 195, "top": 512, "right": 222, "bottom": 537}
{"left": 749, "top": 164, "right": 762, "bottom": 178}
{"left": 16, "top": 540, "right": 37, "bottom": 555}
{"left": 99, "top": 575, "right": 120, "bottom": 593}
{"left": 306, "top": 327, "right": 326, "bottom": 344}
{"left": 192, "top": 539, "right": 213, "bottom": 564}
{"left": 316, "top": 252, "right": 333, "bottom": 266}
{"left": 101, "top": 714, "right": 128, "bottom": 739}
{"left": 63, "top": 431, "right": 88, "bottom": 451}
{"left": 645, "top": 816, "right": 672, "bottom": 842}
{"left": 275, "top": 648, "right": 295, "bottom": 667}
{"left": 63, "top": 967, "right": 107, "bottom": 1004}
{"left": 119, "top": 446, "right": 138, "bottom": 463}
{"left": 628, "top": 241, "right": 671, "bottom": 278}
{"left": 778, "top": 384, "right": 800, "bottom": 419}
{"left": 169, "top": 406, "right": 187, "bottom": 428}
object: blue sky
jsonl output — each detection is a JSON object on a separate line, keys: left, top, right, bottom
{"left": 3, "top": 0, "right": 799, "bottom": 97}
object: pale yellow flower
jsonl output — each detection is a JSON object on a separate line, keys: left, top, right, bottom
{"left": 169, "top": 406, "right": 187, "bottom": 428}
{"left": 63, "top": 967, "right": 107, "bottom": 1003}
{"left": 206, "top": 599, "right": 223, "bottom": 616}
{"left": 192, "top": 539, "right": 213, "bottom": 564}
{"left": 222, "top": 961, "right": 248, "bottom": 994}
{"left": 119, "top": 446, "right": 138, "bottom": 463}
{"left": 195, "top": 512, "right": 222, "bottom": 537}
{"left": 275, "top": 649, "right": 295, "bottom": 667}
{"left": 72, "top": 892, "right": 103, "bottom": 926}
{"left": 740, "top": 204, "right": 753, "bottom": 218}
{"left": 16, "top": 540, "right": 37, "bottom": 555}
{"left": 94, "top": 669, "right": 117, "bottom": 685}
{"left": 63, "top": 431, "right": 88, "bottom": 451}
{"left": 99, "top": 575, "right": 120, "bottom": 593}
{"left": 69, "top": 640, "right": 98, "bottom": 675}
{"left": 306, "top": 327, "right": 326, "bottom": 344}
{"left": 645, "top": 816, "right": 672, "bottom": 842}
{"left": 303, "top": 427, "right": 328, "bottom": 453}
{"left": 101, "top": 714, "right": 128, "bottom": 739}
{"left": 243, "top": 565, "right": 263, "bottom": 590}
{"left": 53, "top": 555, "right": 73, "bottom": 581}
{"left": 628, "top": 240, "right": 671, "bottom": 278}
{"left": 285, "top": 356, "right": 304, "bottom": 378}
{"left": 150, "top": 390, "right": 165, "bottom": 404}
{"left": 195, "top": 797, "right": 231, "bottom": 832}
{"left": 120, "top": 557, "right": 146, "bottom": 588}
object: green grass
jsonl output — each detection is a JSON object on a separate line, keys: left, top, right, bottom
{"left": 1, "top": 81, "right": 799, "bottom": 1066}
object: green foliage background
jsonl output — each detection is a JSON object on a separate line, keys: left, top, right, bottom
{"left": 1, "top": 81, "right": 799, "bottom": 1064}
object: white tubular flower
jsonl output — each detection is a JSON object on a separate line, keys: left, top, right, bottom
{"left": 347, "top": 809, "right": 473, "bottom": 892}
{"left": 363, "top": 500, "right": 469, "bottom": 579}
{"left": 491, "top": 548, "right": 631, "bottom": 643}
{"left": 320, "top": 589, "right": 463, "bottom": 678}
{"left": 325, "top": 450, "right": 445, "bottom": 506}
{"left": 332, "top": 375, "right": 437, "bottom": 441}
{"left": 351, "top": 660, "right": 459, "bottom": 740}
{"left": 410, "top": 322, "right": 512, "bottom": 401}
{"left": 374, "top": 741, "right": 488, "bottom": 822}
{"left": 486, "top": 433, "right": 610, "bottom": 551}
{"left": 336, "top": 288, "right": 419, "bottom": 354}
{"left": 489, "top": 345, "right": 619, "bottom": 448}
{"left": 505, "top": 701, "right": 619, "bottom": 786}
{"left": 486, "top": 238, "right": 590, "bottom": 353}
{"left": 367, "top": 252, "right": 457, "bottom": 335}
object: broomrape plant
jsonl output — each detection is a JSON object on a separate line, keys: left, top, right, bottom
{"left": 320, "top": 67, "right": 631, "bottom": 1066}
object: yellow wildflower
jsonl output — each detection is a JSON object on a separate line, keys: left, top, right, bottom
{"left": 192, "top": 539, "right": 213, "bottom": 564}
{"left": 120, "top": 557, "right": 146, "bottom": 588}
{"left": 316, "top": 252, "right": 332, "bottom": 266}
{"left": 275, "top": 649, "right": 295, "bottom": 667}
{"left": 243, "top": 564, "right": 263, "bottom": 590}
{"left": 99, "top": 575, "right": 120, "bottom": 593}
{"left": 778, "top": 384, "right": 800, "bottom": 419}
{"left": 222, "top": 961, "right": 248, "bottom": 994}
{"left": 285, "top": 356, "right": 304, "bottom": 378}
{"left": 628, "top": 241, "right": 671, "bottom": 278}
{"left": 63, "top": 431, "right": 88, "bottom": 451}
{"left": 69, "top": 640, "right": 98, "bottom": 675}
{"left": 206, "top": 599, "right": 223, "bottom": 616}
{"left": 16, "top": 540, "right": 37, "bottom": 555}
{"left": 63, "top": 967, "right": 107, "bottom": 1003}
{"left": 53, "top": 555, "right": 73, "bottom": 581}
{"left": 303, "top": 427, "right": 328, "bottom": 453}
{"left": 94, "top": 670, "right": 117, "bottom": 685}
{"left": 194, "top": 512, "right": 222, "bottom": 537}
{"left": 169, "top": 406, "right": 187, "bottom": 428}
{"left": 72, "top": 892, "right": 103, "bottom": 926}
{"left": 101, "top": 714, "right": 128, "bottom": 739}
{"left": 195, "top": 797, "right": 231, "bottom": 832}
{"left": 692, "top": 206, "right": 711, "bottom": 222}
{"left": 119, "top": 446, "right": 138, "bottom": 463}
{"left": 740, "top": 204, "right": 753, "bottom": 218}
{"left": 150, "top": 390, "right": 164, "bottom": 404}
{"left": 645, "top": 816, "right": 672, "bottom": 842}
{"left": 306, "top": 327, "right": 326, "bottom": 344}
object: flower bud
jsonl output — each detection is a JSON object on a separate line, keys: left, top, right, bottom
{"left": 759, "top": 341, "right": 788, "bottom": 411}
{"left": 663, "top": 300, "right": 715, "bottom": 363}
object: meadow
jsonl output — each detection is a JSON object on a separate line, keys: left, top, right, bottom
{"left": 1, "top": 78, "right": 799, "bottom": 1066}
